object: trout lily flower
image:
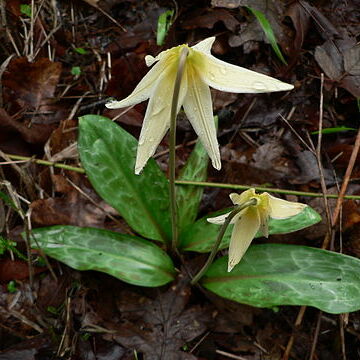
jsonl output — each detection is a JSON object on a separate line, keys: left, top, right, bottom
{"left": 207, "top": 189, "right": 307, "bottom": 272}
{"left": 106, "top": 37, "right": 294, "bottom": 174}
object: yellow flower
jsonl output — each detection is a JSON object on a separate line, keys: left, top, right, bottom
{"left": 207, "top": 189, "right": 307, "bottom": 272}
{"left": 106, "top": 37, "right": 293, "bottom": 174}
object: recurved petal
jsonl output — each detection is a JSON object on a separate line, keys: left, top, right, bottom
{"left": 229, "top": 189, "right": 256, "bottom": 205}
{"left": 192, "top": 37, "right": 216, "bottom": 55}
{"left": 105, "top": 53, "right": 172, "bottom": 110}
{"left": 207, "top": 212, "right": 230, "bottom": 225}
{"left": 267, "top": 193, "right": 307, "bottom": 219}
{"left": 145, "top": 47, "right": 173, "bottom": 67}
{"left": 196, "top": 52, "right": 294, "bottom": 93}
{"left": 135, "top": 63, "right": 188, "bottom": 174}
{"left": 183, "top": 66, "right": 221, "bottom": 170}
{"left": 228, "top": 207, "right": 260, "bottom": 272}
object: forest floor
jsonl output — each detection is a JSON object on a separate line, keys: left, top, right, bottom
{"left": 1, "top": 0, "right": 360, "bottom": 359}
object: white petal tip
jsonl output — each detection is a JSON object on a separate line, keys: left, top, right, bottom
{"left": 280, "top": 83, "right": 294, "bottom": 91}
{"left": 211, "top": 159, "right": 222, "bottom": 170}
{"left": 105, "top": 101, "right": 123, "bottom": 109}
{"left": 145, "top": 55, "right": 156, "bottom": 67}
{"left": 207, "top": 218, "right": 217, "bottom": 224}
{"left": 134, "top": 166, "right": 143, "bottom": 175}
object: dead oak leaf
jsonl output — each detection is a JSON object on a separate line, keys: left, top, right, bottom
{"left": 3, "top": 57, "right": 61, "bottom": 109}
{"left": 181, "top": 8, "right": 239, "bottom": 32}
{"left": 315, "top": 38, "right": 360, "bottom": 97}
{"left": 30, "top": 172, "right": 108, "bottom": 228}
{"left": 112, "top": 275, "right": 209, "bottom": 360}
{"left": 213, "top": 0, "right": 291, "bottom": 54}
{"left": 0, "top": 108, "right": 56, "bottom": 144}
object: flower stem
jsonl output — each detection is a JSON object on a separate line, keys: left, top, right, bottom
{"left": 191, "top": 198, "right": 257, "bottom": 285}
{"left": 169, "top": 47, "right": 189, "bottom": 251}
{"left": 0, "top": 153, "right": 86, "bottom": 173}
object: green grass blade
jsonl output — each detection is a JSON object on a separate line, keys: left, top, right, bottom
{"left": 247, "top": 6, "right": 287, "bottom": 65}
{"left": 311, "top": 126, "right": 356, "bottom": 135}
{"left": 156, "top": 10, "right": 174, "bottom": 46}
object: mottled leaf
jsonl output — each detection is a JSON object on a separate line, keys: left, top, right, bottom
{"left": 203, "top": 244, "right": 360, "bottom": 314}
{"left": 78, "top": 115, "right": 171, "bottom": 242}
{"left": 29, "top": 226, "right": 175, "bottom": 287}
{"left": 180, "top": 206, "right": 321, "bottom": 253}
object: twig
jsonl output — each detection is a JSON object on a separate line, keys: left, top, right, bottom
{"left": 216, "top": 349, "right": 249, "bottom": 360}
{"left": 309, "top": 311, "right": 323, "bottom": 360}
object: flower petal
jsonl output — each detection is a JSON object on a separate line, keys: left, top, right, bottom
{"left": 135, "top": 63, "right": 188, "bottom": 174}
{"left": 207, "top": 212, "right": 231, "bottom": 225}
{"left": 195, "top": 52, "right": 294, "bottom": 93}
{"left": 229, "top": 189, "right": 256, "bottom": 205}
{"left": 183, "top": 65, "right": 221, "bottom": 170}
{"left": 192, "top": 37, "right": 216, "bottom": 55}
{"left": 105, "top": 52, "right": 173, "bottom": 109}
{"left": 267, "top": 193, "right": 307, "bottom": 219}
{"left": 228, "top": 207, "right": 260, "bottom": 272}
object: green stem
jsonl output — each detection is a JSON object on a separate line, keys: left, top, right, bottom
{"left": 191, "top": 198, "right": 257, "bottom": 285}
{"left": 1, "top": 154, "right": 85, "bottom": 173}
{"left": 3, "top": 153, "right": 360, "bottom": 201}
{"left": 175, "top": 180, "right": 360, "bottom": 200}
{"left": 169, "top": 47, "right": 189, "bottom": 251}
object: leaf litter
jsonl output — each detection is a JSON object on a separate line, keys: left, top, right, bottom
{"left": 1, "top": 0, "right": 360, "bottom": 359}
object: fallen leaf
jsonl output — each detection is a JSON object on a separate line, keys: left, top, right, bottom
{"left": 3, "top": 57, "right": 62, "bottom": 109}
{"left": 315, "top": 38, "right": 360, "bottom": 97}
{"left": 30, "top": 172, "right": 111, "bottom": 228}
{"left": 0, "top": 259, "right": 45, "bottom": 283}
{"left": 181, "top": 8, "right": 239, "bottom": 32}
{"left": 0, "top": 108, "right": 55, "bottom": 144}
{"left": 298, "top": 0, "right": 339, "bottom": 40}
{"left": 0, "top": 336, "right": 52, "bottom": 360}
{"left": 214, "top": 0, "right": 291, "bottom": 54}
{"left": 113, "top": 275, "right": 209, "bottom": 359}
{"left": 286, "top": 1, "right": 310, "bottom": 59}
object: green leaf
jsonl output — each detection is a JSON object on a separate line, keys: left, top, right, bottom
{"left": 247, "top": 7, "right": 287, "bottom": 65}
{"left": 202, "top": 244, "right": 360, "bottom": 314}
{"left": 29, "top": 226, "right": 176, "bottom": 287}
{"left": 0, "top": 190, "right": 18, "bottom": 211}
{"left": 180, "top": 205, "right": 321, "bottom": 253}
{"left": 311, "top": 126, "right": 356, "bottom": 135}
{"left": 0, "top": 235, "right": 27, "bottom": 260}
{"left": 7, "top": 280, "right": 17, "bottom": 293}
{"left": 71, "top": 66, "right": 81, "bottom": 76}
{"left": 78, "top": 115, "right": 171, "bottom": 242}
{"left": 20, "top": 4, "right": 32, "bottom": 17}
{"left": 74, "top": 47, "right": 88, "bottom": 55}
{"left": 156, "top": 10, "right": 174, "bottom": 46}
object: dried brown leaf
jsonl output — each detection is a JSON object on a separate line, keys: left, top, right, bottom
{"left": 113, "top": 275, "right": 209, "bottom": 360}
{"left": 181, "top": 8, "right": 239, "bottom": 32}
{"left": 315, "top": 38, "right": 360, "bottom": 97}
{"left": 3, "top": 57, "right": 62, "bottom": 109}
